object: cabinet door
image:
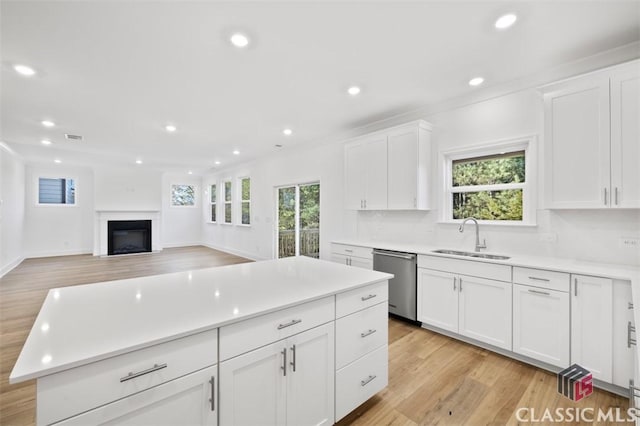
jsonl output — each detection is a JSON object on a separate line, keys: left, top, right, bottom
{"left": 458, "top": 276, "right": 512, "bottom": 350}
{"left": 220, "top": 341, "right": 286, "bottom": 426}
{"left": 345, "top": 142, "right": 366, "bottom": 210}
{"left": 571, "top": 275, "right": 613, "bottom": 382}
{"left": 349, "top": 256, "right": 373, "bottom": 270}
{"left": 611, "top": 61, "right": 640, "bottom": 208}
{"left": 544, "top": 74, "right": 611, "bottom": 208}
{"left": 387, "top": 127, "right": 418, "bottom": 210}
{"left": 363, "top": 135, "right": 388, "bottom": 210}
{"left": 417, "top": 269, "right": 458, "bottom": 333}
{"left": 513, "top": 284, "right": 569, "bottom": 367}
{"left": 286, "top": 323, "right": 335, "bottom": 426}
{"left": 613, "top": 281, "right": 634, "bottom": 387}
{"left": 56, "top": 366, "right": 217, "bottom": 426}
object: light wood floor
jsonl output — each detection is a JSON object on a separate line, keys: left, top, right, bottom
{"left": 0, "top": 247, "right": 629, "bottom": 425}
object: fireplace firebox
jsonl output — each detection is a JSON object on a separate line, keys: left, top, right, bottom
{"left": 107, "top": 220, "right": 152, "bottom": 255}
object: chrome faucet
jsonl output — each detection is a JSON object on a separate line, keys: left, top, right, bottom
{"left": 458, "top": 217, "right": 487, "bottom": 252}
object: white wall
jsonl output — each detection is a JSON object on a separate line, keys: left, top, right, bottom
{"left": 161, "top": 173, "right": 203, "bottom": 247}
{"left": 23, "top": 163, "right": 94, "bottom": 257}
{"left": 0, "top": 147, "right": 25, "bottom": 275}
{"left": 94, "top": 167, "right": 162, "bottom": 211}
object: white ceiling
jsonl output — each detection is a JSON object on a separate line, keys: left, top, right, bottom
{"left": 2, "top": 1, "right": 639, "bottom": 173}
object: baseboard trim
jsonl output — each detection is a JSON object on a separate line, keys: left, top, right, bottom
{"left": 161, "top": 241, "right": 203, "bottom": 249}
{"left": 201, "top": 243, "right": 267, "bottom": 261}
{"left": 26, "top": 249, "right": 93, "bottom": 259}
{"left": 0, "top": 256, "right": 25, "bottom": 278}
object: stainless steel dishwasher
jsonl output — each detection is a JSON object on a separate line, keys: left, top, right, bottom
{"left": 373, "top": 249, "right": 417, "bottom": 322}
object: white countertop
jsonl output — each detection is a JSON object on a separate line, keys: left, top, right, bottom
{"left": 10, "top": 256, "right": 392, "bottom": 383}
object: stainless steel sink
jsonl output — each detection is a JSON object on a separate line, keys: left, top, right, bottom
{"left": 432, "top": 249, "right": 510, "bottom": 260}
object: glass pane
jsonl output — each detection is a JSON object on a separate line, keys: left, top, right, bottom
{"left": 242, "top": 178, "right": 250, "bottom": 201}
{"left": 211, "top": 204, "right": 216, "bottom": 222}
{"left": 278, "top": 187, "right": 296, "bottom": 258}
{"left": 65, "top": 179, "right": 76, "bottom": 204}
{"left": 224, "top": 203, "right": 232, "bottom": 223}
{"left": 39, "top": 178, "right": 75, "bottom": 204}
{"left": 452, "top": 151, "right": 525, "bottom": 187}
{"left": 210, "top": 185, "right": 216, "bottom": 203}
{"left": 241, "top": 202, "right": 250, "bottom": 225}
{"left": 453, "top": 189, "right": 523, "bottom": 221}
{"left": 225, "top": 181, "right": 232, "bottom": 202}
{"left": 171, "top": 185, "right": 195, "bottom": 206}
{"left": 299, "top": 184, "right": 320, "bottom": 258}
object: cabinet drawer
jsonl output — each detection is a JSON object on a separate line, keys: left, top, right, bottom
{"left": 331, "top": 244, "right": 373, "bottom": 260}
{"left": 37, "top": 328, "right": 218, "bottom": 426}
{"left": 220, "top": 296, "right": 334, "bottom": 361}
{"left": 335, "top": 345, "right": 388, "bottom": 422}
{"left": 513, "top": 267, "right": 570, "bottom": 292}
{"left": 336, "top": 302, "right": 388, "bottom": 369}
{"left": 418, "top": 255, "right": 511, "bottom": 282}
{"left": 336, "top": 281, "right": 389, "bottom": 318}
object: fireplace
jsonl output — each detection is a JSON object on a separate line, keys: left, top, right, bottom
{"left": 108, "top": 220, "right": 152, "bottom": 255}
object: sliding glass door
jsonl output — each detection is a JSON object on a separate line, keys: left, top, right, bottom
{"left": 277, "top": 183, "right": 320, "bottom": 259}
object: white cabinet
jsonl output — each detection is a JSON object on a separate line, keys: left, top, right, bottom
{"left": 571, "top": 274, "right": 613, "bottom": 382}
{"left": 220, "top": 323, "right": 335, "bottom": 426}
{"left": 55, "top": 365, "right": 217, "bottom": 426}
{"left": 613, "top": 281, "right": 635, "bottom": 388}
{"left": 513, "top": 284, "right": 570, "bottom": 367}
{"left": 330, "top": 243, "right": 373, "bottom": 270}
{"left": 344, "top": 120, "right": 432, "bottom": 211}
{"left": 543, "top": 60, "right": 640, "bottom": 209}
{"left": 344, "top": 135, "right": 387, "bottom": 210}
{"left": 417, "top": 260, "right": 512, "bottom": 351}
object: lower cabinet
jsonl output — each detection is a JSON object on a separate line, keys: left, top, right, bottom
{"left": 56, "top": 365, "right": 217, "bottom": 426}
{"left": 219, "top": 323, "right": 335, "bottom": 426}
{"left": 512, "top": 284, "right": 570, "bottom": 367}
{"left": 613, "top": 281, "right": 635, "bottom": 388}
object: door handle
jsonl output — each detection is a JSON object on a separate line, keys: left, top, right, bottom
{"left": 209, "top": 376, "right": 215, "bottom": 411}
{"left": 453, "top": 277, "right": 457, "bottom": 291}
{"left": 628, "top": 322, "right": 637, "bottom": 348}
{"left": 290, "top": 344, "right": 296, "bottom": 372}
{"left": 281, "top": 348, "right": 287, "bottom": 376}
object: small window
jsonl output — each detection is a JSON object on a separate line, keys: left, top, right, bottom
{"left": 171, "top": 184, "right": 196, "bottom": 207}
{"left": 210, "top": 184, "right": 217, "bottom": 223}
{"left": 38, "top": 178, "right": 76, "bottom": 205}
{"left": 240, "top": 177, "right": 251, "bottom": 225}
{"left": 224, "top": 180, "right": 232, "bottom": 224}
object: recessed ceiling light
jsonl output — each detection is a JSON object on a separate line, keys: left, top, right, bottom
{"left": 230, "top": 33, "right": 250, "bottom": 48}
{"left": 283, "top": 128, "right": 293, "bottom": 136}
{"left": 165, "top": 124, "right": 177, "bottom": 132}
{"left": 54, "top": 159, "right": 61, "bottom": 164}
{"left": 347, "top": 86, "right": 361, "bottom": 96}
{"left": 41, "top": 120, "right": 55, "bottom": 127}
{"left": 233, "top": 150, "right": 240, "bottom": 155}
{"left": 468, "top": 77, "right": 485, "bottom": 87}
{"left": 214, "top": 161, "right": 221, "bottom": 165}
{"left": 135, "top": 159, "right": 143, "bottom": 164}
{"left": 41, "top": 139, "right": 52, "bottom": 146}
{"left": 14, "top": 64, "right": 36, "bottom": 76}
{"left": 188, "top": 171, "right": 193, "bottom": 175}
{"left": 495, "top": 13, "right": 517, "bottom": 29}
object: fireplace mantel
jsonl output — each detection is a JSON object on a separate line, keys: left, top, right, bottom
{"left": 93, "top": 210, "right": 161, "bottom": 256}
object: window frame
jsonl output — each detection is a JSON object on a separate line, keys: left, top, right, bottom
{"left": 223, "top": 179, "right": 233, "bottom": 225}
{"left": 35, "top": 176, "right": 78, "bottom": 207}
{"left": 239, "top": 176, "right": 251, "bottom": 227}
{"left": 440, "top": 136, "right": 537, "bottom": 226}
{"left": 209, "top": 183, "right": 217, "bottom": 223}
{"left": 170, "top": 183, "right": 197, "bottom": 208}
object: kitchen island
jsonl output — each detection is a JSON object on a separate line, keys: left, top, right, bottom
{"left": 10, "top": 256, "right": 392, "bottom": 425}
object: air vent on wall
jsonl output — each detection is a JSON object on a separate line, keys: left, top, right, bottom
{"left": 64, "top": 134, "right": 83, "bottom": 141}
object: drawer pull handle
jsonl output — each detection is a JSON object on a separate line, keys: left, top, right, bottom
{"left": 290, "top": 344, "right": 297, "bottom": 372}
{"left": 628, "top": 321, "right": 637, "bottom": 348}
{"left": 345, "top": 249, "right": 353, "bottom": 253}
{"left": 360, "top": 329, "right": 377, "bottom": 338}
{"left": 361, "top": 294, "right": 377, "bottom": 301}
{"left": 361, "top": 375, "right": 377, "bottom": 387}
{"left": 120, "top": 363, "right": 167, "bottom": 382}
{"left": 209, "top": 376, "right": 215, "bottom": 411}
{"left": 528, "top": 289, "right": 551, "bottom": 296}
{"left": 528, "top": 276, "right": 550, "bottom": 282}
{"left": 281, "top": 348, "right": 287, "bottom": 376}
{"left": 277, "top": 319, "right": 302, "bottom": 330}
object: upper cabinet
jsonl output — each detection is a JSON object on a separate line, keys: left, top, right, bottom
{"left": 344, "top": 120, "right": 432, "bottom": 211}
{"left": 543, "top": 60, "right": 640, "bottom": 209}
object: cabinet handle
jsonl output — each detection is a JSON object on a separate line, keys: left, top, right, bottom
{"left": 364, "top": 199, "right": 367, "bottom": 209}
{"left": 630, "top": 380, "right": 640, "bottom": 410}
{"left": 360, "top": 200, "right": 363, "bottom": 209}
{"left": 574, "top": 278, "right": 578, "bottom": 297}
{"left": 528, "top": 276, "right": 550, "bottom": 282}
{"left": 628, "top": 322, "right": 637, "bottom": 348}
{"left": 615, "top": 187, "right": 619, "bottom": 205}
{"left": 361, "top": 294, "right": 377, "bottom": 301}
{"left": 453, "top": 277, "right": 457, "bottom": 291}
{"left": 459, "top": 278, "right": 463, "bottom": 292}
{"left": 290, "top": 344, "right": 296, "bottom": 372}
{"left": 281, "top": 348, "right": 287, "bottom": 376}
{"left": 413, "top": 198, "right": 417, "bottom": 208}
{"left": 528, "top": 289, "right": 551, "bottom": 296}
{"left": 209, "top": 376, "right": 215, "bottom": 411}
{"left": 630, "top": 302, "right": 634, "bottom": 310}
{"left": 360, "top": 375, "right": 377, "bottom": 387}
{"left": 277, "top": 319, "right": 302, "bottom": 330}
{"left": 604, "top": 188, "right": 608, "bottom": 206}
{"left": 345, "top": 249, "right": 353, "bottom": 253}
{"left": 120, "top": 363, "right": 167, "bottom": 382}
{"left": 360, "top": 329, "right": 377, "bottom": 338}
